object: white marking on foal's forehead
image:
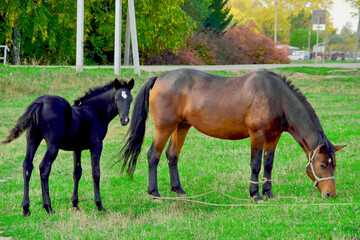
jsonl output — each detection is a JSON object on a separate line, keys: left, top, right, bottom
{"left": 121, "top": 91, "right": 127, "bottom": 99}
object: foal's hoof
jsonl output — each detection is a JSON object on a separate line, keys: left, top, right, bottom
{"left": 22, "top": 208, "right": 31, "bottom": 217}
{"left": 72, "top": 206, "right": 81, "bottom": 211}
{"left": 96, "top": 203, "right": 106, "bottom": 213}
{"left": 44, "top": 205, "right": 55, "bottom": 215}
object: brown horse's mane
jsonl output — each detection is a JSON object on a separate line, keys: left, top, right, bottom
{"left": 263, "top": 70, "right": 335, "bottom": 154}
{"left": 74, "top": 79, "right": 128, "bottom": 106}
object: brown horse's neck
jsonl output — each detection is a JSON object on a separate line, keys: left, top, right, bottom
{"left": 284, "top": 99, "right": 322, "bottom": 156}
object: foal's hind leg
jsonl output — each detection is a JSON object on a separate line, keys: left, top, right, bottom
{"left": 165, "top": 123, "right": 191, "bottom": 195}
{"left": 262, "top": 135, "right": 281, "bottom": 199}
{"left": 39, "top": 144, "right": 59, "bottom": 214}
{"left": 22, "top": 128, "right": 43, "bottom": 216}
{"left": 71, "top": 150, "right": 82, "bottom": 210}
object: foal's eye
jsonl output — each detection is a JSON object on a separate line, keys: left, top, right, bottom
{"left": 320, "top": 164, "right": 326, "bottom": 169}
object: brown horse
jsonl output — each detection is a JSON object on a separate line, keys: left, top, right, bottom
{"left": 118, "top": 69, "right": 344, "bottom": 201}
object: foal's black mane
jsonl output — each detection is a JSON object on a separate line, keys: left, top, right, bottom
{"left": 74, "top": 78, "right": 128, "bottom": 106}
{"left": 263, "top": 70, "right": 335, "bottom": 154}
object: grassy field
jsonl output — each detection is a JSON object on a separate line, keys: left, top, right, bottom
{"left": 0, "top": 65, "right": 359, "bottom": 239}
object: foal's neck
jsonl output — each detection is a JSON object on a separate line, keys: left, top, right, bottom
{"left": 82, "top": 92, "right": 117, "bottom": 123}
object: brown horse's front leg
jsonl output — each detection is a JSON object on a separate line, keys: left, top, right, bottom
{"left": 147, "top": 144, "right": 161, "bottom": 197}
{"left": 249, "top": 148, "right": 264, "bottom": 202}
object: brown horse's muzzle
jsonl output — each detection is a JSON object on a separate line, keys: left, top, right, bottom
{"left": 317, "top": 179, "right": 337, "bottom": 198}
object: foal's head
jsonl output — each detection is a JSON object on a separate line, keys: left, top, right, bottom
{"left": 306, "top": 144, "right": 345, "bottom": 198}
{"left": 113, "top": 78, "right": 134, "bottom": 126}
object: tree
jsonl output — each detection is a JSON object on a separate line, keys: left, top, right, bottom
{"left": 288, "top": 8, "right": 311, "bottom": 33}
{"left": 202, "top": 0, "right": 233, "bottom": 33}
{"left": 181, "top": 0, "right": 212, "bottom": 30}
{"left": 134, "top": 0, "right": 194, "bottom": 62}
{"left": 228, "top": 0, "right": 334, "bottom": 43}
{"left": 289, "top": 28, "right": 322, "bottom": 49}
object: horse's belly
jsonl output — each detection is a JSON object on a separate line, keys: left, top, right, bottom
{"left": 187, "top": 116, "right": 249, "bottom": 140}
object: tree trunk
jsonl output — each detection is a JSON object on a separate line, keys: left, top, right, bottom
{"left": 12, "top": 28, "right": 21, "bottom": 65}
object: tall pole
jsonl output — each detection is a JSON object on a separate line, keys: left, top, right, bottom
{"left": 274, "top": 2, "right": 278, "bottom": 45}
{"left": 114, "top": 0, "right": 122, "bottom": 75}
{"left": 315, "top": 16, "right": 320, "bottom": 65}
{"left": 128, "top": 0, "right": 140, "bottom": 75}
{"left": 124, "top": 9, "right": 131, "bottom": 66}
{"left": 308, "top": 24, "right": 311, "bottom": 52}
{"left": 76, "top": 0, "right": 84, "bottom": 73}
{"left": 353, "top": 10, "right": 360, "bottom": 63}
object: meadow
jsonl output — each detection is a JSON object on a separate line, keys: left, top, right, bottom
{"left": 0, "top": 65, "right": 359, "bottom": 239}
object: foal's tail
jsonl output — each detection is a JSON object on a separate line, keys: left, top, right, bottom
{"left": 2, "top": 101, "right": 43, "bottom": 144}
{"left": 117, "top": 76, "right": 158, "bottom": 177}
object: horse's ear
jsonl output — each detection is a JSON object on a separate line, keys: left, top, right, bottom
{"left": 128, "top": 78, "right": 134, "bottom": 90}
{"left": 319, "top": 144, "right": 327, "bottom": 153}
{"left": 335, "top": 145, "right": 346, "bottom": 152}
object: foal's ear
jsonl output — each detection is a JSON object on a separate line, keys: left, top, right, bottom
{"left": 335, "top": 145, "right": 346, "bottom": 152}
{"left": 128, "top": 78, "right": 134, "bottom": 90}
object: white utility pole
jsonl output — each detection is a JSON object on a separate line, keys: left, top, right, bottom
{"left": 114, "top": 0, "right": 122, "bottom": 75}
{"left": 128, "top": 0, "right": 140, "bottom": 75}
{"left": 76, "top": 0, "right": 84, "bottom": 73}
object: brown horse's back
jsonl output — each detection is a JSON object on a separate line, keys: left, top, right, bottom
{"left": 149, "top": 69, "right": 286, "bottom": 140}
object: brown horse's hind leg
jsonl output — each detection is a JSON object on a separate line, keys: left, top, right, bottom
{"left": 165, "top": 123, "right": 191, "bottom": 195}
{"left": 262, "top": 134, "right": 281, "bottom": 199}
{"left": 249, "top": 130, "right": 265, "bottom": 202}
{"left": 147, "top": 126, "right": 176, "bottom": 197}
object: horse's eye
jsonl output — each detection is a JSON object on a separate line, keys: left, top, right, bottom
{"left": 320, "top": 164, "right": 326, "bottom": 169}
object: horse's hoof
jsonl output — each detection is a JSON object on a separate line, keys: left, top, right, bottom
{"left": 252, "top": 195, "right": 264, "bottom": 203}
{"left": 171, "top": 187, "right": 186, "bottom": 196}
{"left": 263, "top": 191, "right": 275, "bottom": 200}
{"left": 151, "top": 197, "right": 162, "bottom": 203}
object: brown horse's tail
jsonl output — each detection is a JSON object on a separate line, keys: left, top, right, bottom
{"left": 116, "top": 76, "right": 158, "bottom": 177}
{"left": 2, "top": 101, "right": 43, "bottom": 144}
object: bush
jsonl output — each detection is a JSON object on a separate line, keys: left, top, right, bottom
{"left": 145, "top": 25, "right": 290, "bottom": 65}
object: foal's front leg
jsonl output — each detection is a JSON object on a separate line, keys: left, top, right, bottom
{"left": 90, "top": 144, "right": 105, "bottom": 212}
{"left": 71, "top": 150, "right": 82, "bottom": 210}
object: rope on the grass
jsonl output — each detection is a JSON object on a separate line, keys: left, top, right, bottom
{"left": 151, "top": 191, "right": 360, "bottom": 207}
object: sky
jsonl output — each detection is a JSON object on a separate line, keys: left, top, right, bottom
{"left": 329, "top": 0, "right": 358, "bottom": 33}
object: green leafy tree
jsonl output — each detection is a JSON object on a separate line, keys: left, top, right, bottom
{"left": 134, "top": 0, "right": 194, "bottom": 62}
{"left": 202, "top": 0, "right": 233, "bottom": 33}
{"left": 289, "top": 28, "right": 322, "bottom": 49}
{"left": 181, "top": 0, "right": 212, "bottom": 30}
{"left": 288, "top": 8, "right": 311, "bottom": 33}
{"left": 0, "top": 0, "right": 76, "bottom": 64}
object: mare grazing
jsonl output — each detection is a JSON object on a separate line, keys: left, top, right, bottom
{"left": 3, "top": 78, "right": 134, "bottom": 216}
{"left": 118, "top": 69, "right": 345, "bottom": 201}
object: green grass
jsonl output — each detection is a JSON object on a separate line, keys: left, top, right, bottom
{"left": 0, "top": 66, "right": 359, "bottom": 239}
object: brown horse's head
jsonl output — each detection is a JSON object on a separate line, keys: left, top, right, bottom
{"left": 306, "top": 145, "right": 345, "bottom": 198}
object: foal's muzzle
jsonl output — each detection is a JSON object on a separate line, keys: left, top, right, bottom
{"left": 120, "top": 116, "right": 129, "bottom": 126}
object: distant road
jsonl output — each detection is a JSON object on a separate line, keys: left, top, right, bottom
{"left": 10, "top": 62, "right": 360, "bottom": 72}
{"left": 136, "top": 63, "right": 360, "bottom": 72}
